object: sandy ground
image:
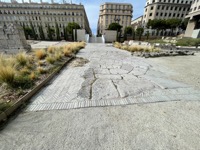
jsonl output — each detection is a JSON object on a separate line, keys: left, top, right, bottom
{"left": 148, "top": 52, "right": 200, "bottom": 88}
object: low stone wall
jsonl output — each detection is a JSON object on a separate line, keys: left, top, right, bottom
{"left": 0, "top": 23, "right": 31, "bottom": 54}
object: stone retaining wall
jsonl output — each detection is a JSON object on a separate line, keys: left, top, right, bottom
{"left": 0, "top": 23, "right": 31, "bottom": 54}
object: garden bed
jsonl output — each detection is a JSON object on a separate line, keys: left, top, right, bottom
{"left": 113, "top": 42, "right": 195, "bottom": 58}
{"left": 0, "top": 42, "right": 86, "bottom": 122}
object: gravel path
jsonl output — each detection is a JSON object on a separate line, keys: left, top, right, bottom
{"left": 0, "top": 43, "right": 200, "bottom": 150}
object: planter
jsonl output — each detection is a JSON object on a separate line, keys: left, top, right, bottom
{"left": 0, "top": 56, "right": 74, "bottom": 123}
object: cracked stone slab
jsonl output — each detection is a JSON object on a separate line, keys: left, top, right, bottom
{"left": 109, "top": 68, "right": 129, "bottom": 75}
{"left": 92, "top": 79, "right": 119, "bottom": 100}
{"left": 113, "top": 79, "right": 156, "bottom": 98}
{"left": 121, "top": 64, "right": 134, "bottom": 72}
{"left": 96, "top": 74, "right": 122, "bottom": 80}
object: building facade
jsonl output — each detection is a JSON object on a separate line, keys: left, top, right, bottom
{"left": 131, "top": 16, "right": 143, "bottom": 29}
{"left": 185, "top": 0, "right": 200, "bottom": 38}
{"left": 0, "top": 1, "right": 92, "bottom": 40}
{"left": 97, "top": 2, "right": 133, "bottom": 35}
{"left": 143, "top": 0, "right": 193, "bottom": 26}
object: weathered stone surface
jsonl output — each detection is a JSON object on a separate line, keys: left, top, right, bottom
{"left": 0, "top": 23, "right": 31, "bottom": 54}
{"left": 92, "top": 79, "right": 119, "bottom": 100}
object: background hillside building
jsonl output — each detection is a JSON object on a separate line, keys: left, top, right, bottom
{"left": 97, "top": 2, "right": 133, "bottom": 35}
{"left": 185, "top": 0, "right": 200, "bottom": 38}
{"left": 0, "top": 1, "right": 92, "bottom": 40}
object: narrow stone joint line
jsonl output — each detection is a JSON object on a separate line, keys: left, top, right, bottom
{"left": 111, "top": 80, "right": 121, "bottom": 98}
{"left": 89, "top": 69, "right": 97, "bottom": 100}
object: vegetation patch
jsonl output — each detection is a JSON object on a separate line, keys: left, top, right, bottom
{"left": 0, "top": 42, "right": 86, "bottom": 113}
{"left": 176, "top": 38, "right": 200, "bottom": 47}
{"left": 113, "top": 42, "right": 160, "bottom": 53}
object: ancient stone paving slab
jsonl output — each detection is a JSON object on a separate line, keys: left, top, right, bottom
{"left": 26, "top": 44, "right": 200, "bottom": 112}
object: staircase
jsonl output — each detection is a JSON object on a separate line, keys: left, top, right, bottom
{"left": 89, "top": 35, "right": 104, "bottom": 43}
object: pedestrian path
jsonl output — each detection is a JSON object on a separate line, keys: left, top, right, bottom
{"left": 26, "top": 43, "right": 200, "bottom": 111}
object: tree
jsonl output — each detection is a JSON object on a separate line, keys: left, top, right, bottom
{"left": 136, "top": 27, "right": 144, "bottom": 41}
{"left": 63, "top": 26, "right": 68, "bottom": 40}
{"left": 107, "top": 23, "right": 122, "bottom": 31}
{"left": 67, "top": 22, "right": 80, "bottom": 34}
{"left": 67, "top": 22, "right": 80, "bottom": 41}
{"left": 166, "top": 18, "right": 182, "bottom": 35}
{"left": 124, "top": 26, "right": 133, "bottom": 41}
{"left": 132, "top": 28, "right": 136, "bottom": 40}
{"left": 145, "top": 31, "right": 150, "bottom": 40}
{"left": 147, "top": 19, "right": 167, "bottom": 36}
{"left": 30, "top": 21, "right": 37, "bottom": 40}
{"left": 39, "top": 25, "right": 45, "bottom": 40}
{"left": 47, "top": 24, "right": 54, "bottom": 40}
{"left": 56, "top": 23, "right": 60, "bottom": 40}
{"left": 180, "top": 18, "right": 189, "bottom": 30}
{"left": 107, "top": 23, "right": 122, "bottom": 42}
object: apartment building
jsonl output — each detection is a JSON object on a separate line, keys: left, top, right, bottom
{"left": 0, "top": 1, "right": 91, "bottom": 40}
{"left": 185, "top": 0, "right": 200, "bottom": 38}
{"left": 143, "top": 0, "right": 193, "bottom": 26}
{"left": 97, "top": 2, "right": 133, "bottom": 35}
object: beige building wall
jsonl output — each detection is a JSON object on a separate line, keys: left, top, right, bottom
{"left": 143, "top": 0, "right": 193, "bottom": 26}
{"left": 185, "top": 0, "right": 200, "bottom": 38}
{"left": 97, "top": 3, "right": 133, "bottom": 35}
{"left": 0, "top": 2, "right": 92, "bottom": 40}
{"left": 131, "top": 16, "right": 143, "bottom": 29}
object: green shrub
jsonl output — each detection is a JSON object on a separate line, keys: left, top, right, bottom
{"left": 12, "top": 75, "right": 34, "bottom": 89}
{"left": 176, "top": 38, "right": 200, "bottom": 47}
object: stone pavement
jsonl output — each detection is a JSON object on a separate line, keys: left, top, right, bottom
{"left": 1, "top": 43, "right": 200, "bottom": 150}
{"left": 25, "top": 43, "right": 200, "bottom": 111}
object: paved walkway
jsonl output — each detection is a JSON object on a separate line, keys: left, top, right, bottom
{"left": 26, "top": 43, "right": 200, "bottom": 111}
{"left": 1, "top": 43, "right": 200, "bottom": 150}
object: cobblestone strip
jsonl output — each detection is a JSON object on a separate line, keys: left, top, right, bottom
{"left": 25, "top": 93, "right": 200, "bottom": 112}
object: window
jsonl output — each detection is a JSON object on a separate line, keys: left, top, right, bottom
{"left": 151, "top": 6, "right": 154, "bottom": 10}
{"left": 160, "top": 13, "right": 163, "bottom": 16}
{"left": 156, "top": 12, "right": 159, "bottom": 16}
{"left": 149, "top": 13, "right": 152, "bottom": 16}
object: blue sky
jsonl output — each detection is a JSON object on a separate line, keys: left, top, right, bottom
{"left": 73, "top": 0, "right": 146, "bottom": 34}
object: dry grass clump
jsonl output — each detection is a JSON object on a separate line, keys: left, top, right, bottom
{"left": 0, "top": 54, "right": 16, "bottom": 85}
{"left": 0, "top": 66, "right": 15, "bottom": 85}
{"left": 16, "top": 51, "right": 29, "bottom": 66}
{"left": 62, "top": 42, "right": 86, "bottom": 55}
{"left": 113, "top": 42, "right": 122, "bottom": 49}
{"left": 47, "top": 46, "right": 57, "bottom": 54}
{"left": 37, "top": 67, "right": 47, "bottom": 74}
{"left": 113, "top": 42, "right": 160, "bottom": 53}
{"left": 46, "top": 56, "right": 56, "bottom": 64}
{"left": 35, "top": 49, "right": 47, "bottom": 60}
